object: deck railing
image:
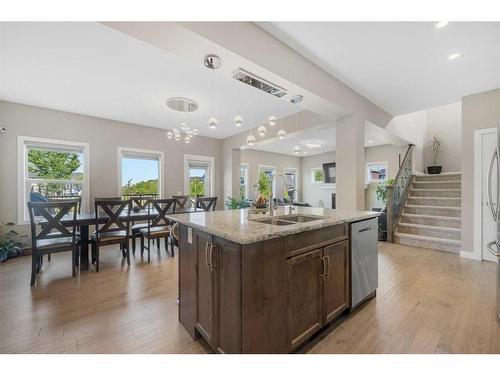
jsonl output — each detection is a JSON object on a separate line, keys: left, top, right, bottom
{"left": 386, "top": 144, "right": 414, "bottom": 242}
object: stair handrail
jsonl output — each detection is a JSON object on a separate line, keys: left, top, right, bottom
{"left": 386, "top": 144, "right": 415, "bottom": 242}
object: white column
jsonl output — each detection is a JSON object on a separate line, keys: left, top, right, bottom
{"left": 336, "top": 116, "right": 365, "bottom": 210}
{"left": 222, "top": 141, "right": 242, "bottom": 200}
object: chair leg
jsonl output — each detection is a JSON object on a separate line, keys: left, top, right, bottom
{"left": 72, "top": 248, "right": 76, "bottom": 277}
{"left": 147, "top": 241, "right": 150, "bottom": 263}
{"left": 171, "top": 238, "right": 175, "bottom": 257}
{"left": 126, "top": 241, "right": 131, "bottom": 266}
{"left": 30, "top": 253, "right": 37, "bottom": 286}
{"left": 48, "top": 254, "right": 51, "bottom": 262}
{"left": 95, "top": 244, "right": 100, "bottom": 272}
{"left": 164, "top": 236, "right": 168, "bottom": 255}
{"left": 156, "top": 238, "right": 160, "bottom": 251}
{"left": 141, "top": 236, "right": 145, "bottom": 256}
{"left": 91, "top": 242, "right": 96, "bottom": 264}
{"left": 132, "top": 236, "right": 136, "bottom": 255}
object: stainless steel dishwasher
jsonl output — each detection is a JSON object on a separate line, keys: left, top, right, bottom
{"left": 350, "top": 217, "right": 378, "bottom": 309}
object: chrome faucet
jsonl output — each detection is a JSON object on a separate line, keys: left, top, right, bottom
{"left": 269, "top": 172, "right": 288, "bottom": 215}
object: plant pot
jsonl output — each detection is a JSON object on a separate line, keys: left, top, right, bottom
{"left": 427, "top": 166, "right": 442, "bottom": 174}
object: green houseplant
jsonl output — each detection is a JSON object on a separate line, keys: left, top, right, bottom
{"left": 0, "top": 222, "right": 26, "bottom": 263}
{"left": 427, "top": 135, "right": 443, "bottom": 174}
{"left": 252, "top": 172, "right": 271, "bottom": 207}
{"left": 374, "top": 178, "right": 394, "bottom": 241}
{"left": 225, "top": 196, "right": 251, "bottom": 210}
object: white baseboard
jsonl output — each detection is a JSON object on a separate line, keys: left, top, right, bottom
{"left": 460, "top": 250, "right": 481, "bottom": 260}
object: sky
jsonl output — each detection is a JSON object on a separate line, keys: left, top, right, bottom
{"left": 121, "top": 158, "right": 159, "bottom": 185}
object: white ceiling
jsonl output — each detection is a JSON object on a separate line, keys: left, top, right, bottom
{"left": 249, "top": 123, "right": 408, "bottom": 157}
{"left": 258, "top": 22, "right": 500, "bottom": 115}
{"left": 0, "top": 22, "right": 301, "bottom": 139}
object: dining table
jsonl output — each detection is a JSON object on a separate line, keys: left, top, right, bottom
{"left": 36, "top": 207, "right": 197, "bottom": 271}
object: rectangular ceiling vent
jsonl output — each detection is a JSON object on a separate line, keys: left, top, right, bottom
{"left": 232, "top": 68, "right": 287, "bottom": 98}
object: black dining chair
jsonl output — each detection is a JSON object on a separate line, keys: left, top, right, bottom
{"left": 27, "top": 200, "right": 80, "bottom": 286}
{"left": 169, "top": 222, "right": 179, "bottom": 257}
{"left": 90, "top": 198, "right": 132, "bottom": 272}
{"left": 195, "top": 196, "right": 217, "bottom": 212}
{"left": 172, "top": 195, "right": 192, "bottom": 211}
{"left": 139, "top": 198, "right": 177, "bottom": 262}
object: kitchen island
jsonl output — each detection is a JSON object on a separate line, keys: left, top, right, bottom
{"left": 168, "top": 206, "right": 379, "bottom": 353}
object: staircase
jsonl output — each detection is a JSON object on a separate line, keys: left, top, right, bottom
{"left": 394, "top": 173, "right": 462, "bottom": 253}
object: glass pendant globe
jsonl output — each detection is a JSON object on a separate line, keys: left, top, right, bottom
{"left": 268, "top": 115, "right": 277, "bottom": 126}
{"left": 293, "top": 145, "right": 301, "bottom": 155}
{"left": 277, "top": 129, "right": 286, "bottom": 139}
{"left": 180, "top": 122, "right": 188, "bottom": 131}
{"left": 257, "top": 125, "right": 267, "bottom": 137}
{"left": 184, "top": 136, "right": 190, "bottom": 144}
{"left": 246, "top": 134, "right": 256, "bottom": 146}
{"left": 208, "top": 117, "right": 218, "bottom": 129}
{"left": 174, "top": 133, "right": 180, "bottom": 141}
{"left": 166, "top": 131, "right": 173, "bottom": 139}
{"left": 233, "top": 115, "right": 243, "bottom": 127}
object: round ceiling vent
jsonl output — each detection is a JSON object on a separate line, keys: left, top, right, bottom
{"left": 290, "top": 95, "right": 304, "bottom": 104}
{"left": 166, "top": 97, "right": 199, "bottom": 112}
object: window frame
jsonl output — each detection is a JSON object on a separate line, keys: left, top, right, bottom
{"left": 284, "top": 167, "right": 299, "bottom": 201}
{"left": 184, "top": 154, "right": 215, "bottom": 197}
{"left": 240, "top": 163, "right": 249, "bottom": 199}
{"left": 311, "top": 167, "right": 324, "bottom": 184}
{"left": 17, "top": 136, "right": 90, "bottom": 225}
{"left": 117, "top": 147, "right": 164, "bottom": 198}
{"left": 366, "top": 161, "right": 389, "bottom": 182}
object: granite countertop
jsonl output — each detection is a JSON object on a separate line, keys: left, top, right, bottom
{"left": 167, "top": 206, "right": 379, "bottom": 244}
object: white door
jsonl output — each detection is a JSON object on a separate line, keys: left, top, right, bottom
{"left": 481, "top": 130, "right": 499, "bottom": 262}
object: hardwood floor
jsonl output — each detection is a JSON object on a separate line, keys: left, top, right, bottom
{"left": 0, "top": 241, "right": 498, "bottom": 353}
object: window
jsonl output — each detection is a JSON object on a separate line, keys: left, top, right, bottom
{"left": 284, "top": 167, "right": 299, "bottom": 201}
{"left": 311, "top": 167, "right": 324, "bottom": 183}
{"left": 118, "top": 147, "right": 163, "bottom": 197}
{"left": 366, "top": 162, "right": 388, "bottom": 182}
{"left": 18, "top": 136, "right": 89, "bottom": 224}
{"left": 240, "top": 163, "right": 249, "bottom": 199}
{"left": 184, "top": 155, "right": 214, "bottom": 198}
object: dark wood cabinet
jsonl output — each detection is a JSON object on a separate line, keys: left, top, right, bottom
{"left": 194, "top": 230, "right": 217, "bottom": 348}
{"left": 286, "top": 249, "right": 324, "bottom": 351}
{"left": 323, "top": 240, "right": 350, "bottom": 323}
{"left": 179, "top": 224, "right": 352, "bottom": 353}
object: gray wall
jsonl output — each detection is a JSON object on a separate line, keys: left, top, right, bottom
{"left": 0, "top": 101, "right": 224, "bottom": 228}
{"left": 300, "top": 144, "right": 405, "bottom": 208}
{"left": 461, "top": 88, "right": 500, "bottom": 256}
{"left": 241, "top": 149, "right": 301, "bottom": 200}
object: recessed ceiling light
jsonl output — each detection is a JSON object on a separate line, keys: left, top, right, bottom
{"left": 448, "top": 53, "right": 460, "bottom": 60}
{"left": 304, "top": 142, "right": 322, "bottom": 149}
{"left": 368, "top": 139, "right": 374, "bottom": 144}
{"left": 435, "top": 21, "right": 449, "bottom": 29}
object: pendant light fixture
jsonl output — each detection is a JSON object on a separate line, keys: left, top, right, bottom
{"left": 204, "top": 54, "right": 221, "bottom": 130}
{"left": 257, "top": 125, "right": 267, "bottom": 137}
{"left": 277, "top": 117, "right": 286, "bottom": 139}
{"left": 234, "top": 80, "right": 244, "bottom": 127}
{"left": 293, "top": 113, "right": 301, "bottom": 154}
{"left": 268, "top": 115, "right": 277, "bottom": 126}
{"left": 246, "top": 130, "right": 256, "bottom": 146}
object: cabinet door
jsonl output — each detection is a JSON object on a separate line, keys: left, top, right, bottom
{"left": 286, "top": 249, "right": 324, "bottom": 351}
{"left": 215, "top": 237, "right": 241, "bottom": 354}
{"left": 323, "top": 240, "right": 350, "bottom": 323}
{"left": 194, "top": 230, "right": 218, "bottom": 349}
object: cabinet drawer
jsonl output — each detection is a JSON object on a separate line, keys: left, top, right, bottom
{"left": 286, "top": 224, "right": 348, "bottom": 257}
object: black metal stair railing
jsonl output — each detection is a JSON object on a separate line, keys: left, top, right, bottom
{"left": 387, "top": 144, "right": 414, "bottom": 242}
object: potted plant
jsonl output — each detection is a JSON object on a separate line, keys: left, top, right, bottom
{"left": 427, "top": 135, "right": 443, "bottom": 175}
{"left": 225, "top": 196, "right": 251, "bottom": 210}
{"left": 0, "top": 222, "right": 27, "bottom": 263}
{"left": 375, "top": 178, "right": 394, "bottom": 241}
{"left": 252, "top": 172, "right": 271, "bottom": 208}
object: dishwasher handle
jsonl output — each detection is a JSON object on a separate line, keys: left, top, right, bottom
{"left": 358, "top": 226, "right": 372, "bottom": 233}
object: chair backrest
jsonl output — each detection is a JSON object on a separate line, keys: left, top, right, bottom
{"left": 172, "top": 195, "right": 191, "bottom": 210}
{"left": 94, "top": 198, "right": 131, "bottom": 237}
{"left": 27, "top": 200, "right": 78, "bottom": 249}
{"left": 147, "top": 198, "right": 177, "bottom": 228}
{"left": 47, "top": 196, "right": 82, "bottom": 214}
{"left": 195, "top": 196, "right": 217, "bottom": 212}
{"left": 122, "top": 193, "right": 158, "bottom": 210}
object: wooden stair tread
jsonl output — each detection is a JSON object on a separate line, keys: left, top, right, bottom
{"left": 397, "top": 222, "right": 461, "bottom": 232}
{"left": 400, "top": 213, "right": 461, "bottom": 221}
{"left": 394, "top": 232, "right": 461, "bottom": 245}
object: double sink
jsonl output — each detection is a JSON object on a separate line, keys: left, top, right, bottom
{"left": 250, "top": 214, "right": 324, "bottom": 226}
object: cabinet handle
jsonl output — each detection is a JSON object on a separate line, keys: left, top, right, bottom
{"left": 320, "top": 256, "right": 326, "bottom": 278}
{"left": 326, "top": 255, "right": 331, "bottom": 277}
{"left": 205, "top": 242, "right": 211, "bottom": 269}
{"left": 210, "top": 243, "right": 216, "bottom": 271}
